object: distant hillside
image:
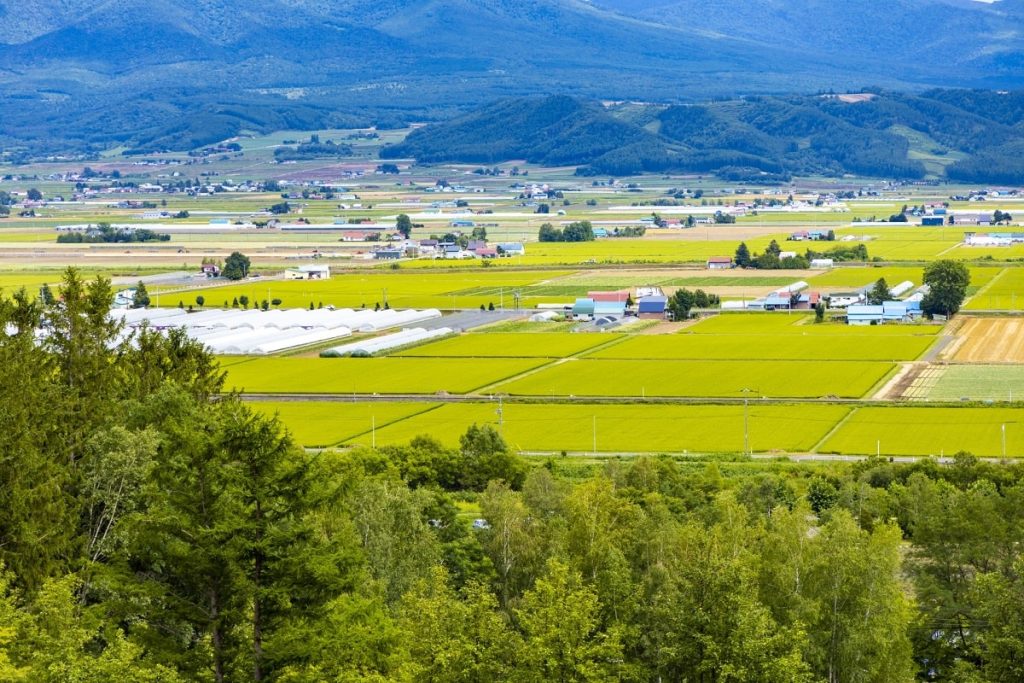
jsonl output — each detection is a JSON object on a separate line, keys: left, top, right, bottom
{"left": 2, "top": 0, "right": 1024, "bottom": 156}
{"left": 384, "top": 92, "right": 1024, "bottom": 183}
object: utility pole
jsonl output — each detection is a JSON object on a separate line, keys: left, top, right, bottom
{"left": 371, "top": 415, "right": 376, "bottom": 450}
{"left": 593, "top": 415, "right": 597, "bottom": 456}
{"left": 1002, "top": 422, "right": 1007, "bottom": 458}
{"left": 740, "top": 388, "right": 755, "bottom": 455}
{"left": 496, "top": 395, "right": 504, "bottom": 429}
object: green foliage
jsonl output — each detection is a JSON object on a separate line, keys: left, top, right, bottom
{"left": 132, "top": 281, "right": 150, "bottom": 308}
{"left": 867, "top": 278, "right": 892, "bottom": 305}
{"left": 922, "top": 259, "right": 971, "bottom": 318}
{"left": 56, "top": 224, "right": 170, "bottom": 244}
{"left": 223, "top": 251, "right": 251, "bottom": 280}
{"left": 538, "top": 220, "right": 595, "bottom": 243}
{"left": 395, "top": 214, "right": 413, "bottom": 239}
{"left": 3, "top": 278, "right": 1024, "bottom": 682}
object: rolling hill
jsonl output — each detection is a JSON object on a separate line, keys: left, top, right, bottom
{"left": 1, "top": 0, "right": 1023, "bottom": 155}
{"left": 383, "top": 92, "right": 1024, "bottom": 183}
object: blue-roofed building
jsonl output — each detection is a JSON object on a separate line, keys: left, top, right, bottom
{"left": 764, "top": 294, "right": 793, "bottom": 310}
{"left": 637, "top": 295, "right": 668, "bottom": 318}
{"left": 593, "top": 228, "right": 608, "bottom": 238}
{"left": 847, "top": 301, "right": 920, "bottom": 325}
{"left": 593, "top": 300, "right": 626, "bottom": 317}
{"left": 497, "top": 242, "right": 526, "bottom": 256}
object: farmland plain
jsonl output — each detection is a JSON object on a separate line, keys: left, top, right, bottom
{"left": 394, "top": 332, "right": 610, "bottom": 358}
{"left": 590, "top": 333, "right": 936, "bottom": 361}
{"left": 340, "top": 402, "right": 852, "bottom": 454}
{"left": 226, "top": 357, "right": 547, "bottom": 394}
{"left": 820, "top": 407, "right": 1024, "bottom": 457}
{"left": 250, "top": 400, "right": 440, "bottom": 447}
{"left": 496, "top": 359, "right": 895, "bottom": 398}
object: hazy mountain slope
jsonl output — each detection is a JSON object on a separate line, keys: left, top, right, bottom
{"left": 593, "top": 0, "right": 1024, "bottom": 81}
{"left": 385, "top": 92, "right": 1024, "bottom": 182}
{"left": 2, "top": 0, "right": 1024, "bottom": 155}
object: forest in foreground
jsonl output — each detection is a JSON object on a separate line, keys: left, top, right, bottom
{"left": 1, "top": 271, "right": 1024, "bottom": 682}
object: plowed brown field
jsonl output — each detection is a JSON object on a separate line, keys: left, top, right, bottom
{"left": 952, "top": 318, "right": 1024, "bottom": 362}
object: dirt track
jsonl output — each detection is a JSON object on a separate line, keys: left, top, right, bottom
{"left": 952, "top": 318, "right": 1024, "bottom": 363}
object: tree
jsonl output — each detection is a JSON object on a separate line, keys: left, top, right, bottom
{"left": 668, "top": 289, "right": 697, "bottom": 320}
{"left": 735, "top": 242, "right": 752, "bottom": 268}
{"left": 396, "top": 214, "right": 413, "bottom": 239}
{"left": 239, "top": 295, "right": 250, "bottom": 308}
{"left": 561, "top": 221, "right": 595, "bottom": 242}
{"left": 867, "top": 278, "right": 892, "bottom": 305}
{"left": 921, "top": 260, "right": 970, "bottom": 318}
{"left": 195, "top": 295, "right": 205, "bottom": 308}
{"left": 538, "top": 223, "right": 561, "bottom": 242}
{"left": 26, "top": 188, "right": 42, "bottom": 201}
{"left": 132, "top": 282, "right": 151, "bottom": 309}
{"left": 223, "top": 252, "right": 251, "bottom": 281}
{"left": 516, "top": 559, "right": 625, "bottom": 682}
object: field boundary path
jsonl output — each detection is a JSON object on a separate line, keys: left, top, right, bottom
{"left": 470, "top": 333, "right": 633, "bottom": 394}
{"left": 810, "top": 407, "right": 859, "bottom": 453}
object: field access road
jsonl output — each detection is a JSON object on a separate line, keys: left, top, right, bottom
{"left": 240, "top": 392, "right": 1001, "bottom": 408}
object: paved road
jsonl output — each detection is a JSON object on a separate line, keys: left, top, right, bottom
{"left": 421, "top": 309, "right": 526, "bottom": 331}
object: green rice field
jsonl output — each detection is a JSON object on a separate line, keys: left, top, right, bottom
{"left": 496, "top": 359, "right": 895, "bottom": 398}
{"left": 250, "top": 401, "right": 440, "bottom": 447}
{"left": 964, "top": 268, "right": 1024, "bottom": 310}
{"left": 590, "top": 333, "right": 935, "bottom": 361}
{"left": 819, "top": 406, "right": 1024, "bottom": 457}
{"left": 338, "top": 402, "right": 852, "bottom": 454}
{"left": 394, "top": 332, "right": 610, "bottom": 358}
{"left": 164, "top": 270, "right": 572, "bottom": 311}
{"left": 226, "top": 357, "right": 547, "bottom": 394}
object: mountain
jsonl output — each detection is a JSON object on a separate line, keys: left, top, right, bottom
{"left": 1, "top": 0, "right": 1024, "bottom": 155}
{"left": 384, "top": 92, "right": 1024, "bottom": 183}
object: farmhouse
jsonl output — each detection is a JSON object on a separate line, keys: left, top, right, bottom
{"left": 285, "top": 264, "right": 331, "bottom": 280}
{"left": 497, "top": 242, "right": 526, "bottom": 256}
{"left": 707, "top": 256, "right": 733, "bottom": 270}
{"left": 373, "top": 248, "right": 403, "bottom": 260}
{"left": 200, "top": 263, "right": 220, "bottom": 278}
{"left": 589, "top": 290, "right": 630, "bottom": 303}
{"left": 846, "top": 300, "right": 921, "bottom": 325}
{"left": 572, "top": 298, "right": 596, "bottom": 320}
{"left": 963, "top": 232, "right": 1024, "bottom": 246}
{"left": 637, "top": 295, "right": 668, "bottom": 319}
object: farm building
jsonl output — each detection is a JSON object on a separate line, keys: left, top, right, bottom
{"left": 890, "top": 281, "right": 915, "bottom": 298}
{"left": 635, "top": 286, "right": 664, "bottom": 298}
{"left": 589, "top": 290, "right": 630, "bottom": 303}
{"left": 764, "top": 293, "right": 793, "bottom": 310}
{"left": 963, "top": 232, "right": 1024, "bottom": 246}
{"left": 572, "top": 298, "right": 596, "bottom": 319}
{"left": 921, "top": 217, "right": 945, "bottom": 226}
{"left": 284, "top": 264, "right": 331, "bottom": 280}
{"left": 593, "top": 300, "right": 626, "bottom": 317}
{"left": 846, "top": 301, "right": 921, "bottom": 325}
{"left": 112, "top": 307, "right": 443, "bottom": 355}
{"left": 810, "top": 258, "right": 834, "bottom": 269}
{"left": 201, "top": 263, "right": 220, "bottom": 278}
{"left": 707, "top": 256, "right": 733, "bottom": 270}
{"left": 793, "top": 292, "right": 822, "bottom": 310}
{"left": 637, "top": 295, "right": 668, "bottom": 318}
{"left": 373, "top": 248, "right": 403, "bottom": 260}
{"left": 497, "top": 242, "right": 526, "bottom": 256}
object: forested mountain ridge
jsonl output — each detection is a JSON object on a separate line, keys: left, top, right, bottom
{"left": 384, "top": 91, "right": 1024, "bottom": 182}
{"left": 2, "top": 0, "right": 1024, "bottom": 156}
{"left": 2, "top": 270, "right": 1024, "bottom": 680}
